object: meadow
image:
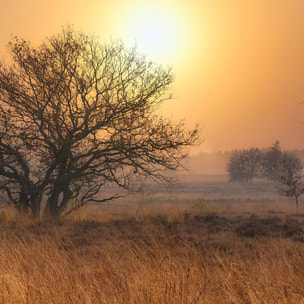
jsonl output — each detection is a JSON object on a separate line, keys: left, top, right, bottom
{"left": 0, "top": 174, "right": 304, "bottom": 303}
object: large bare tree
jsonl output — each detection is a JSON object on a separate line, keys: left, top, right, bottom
{"left": 0, "top": 26, "right": 199, "bottom": 219}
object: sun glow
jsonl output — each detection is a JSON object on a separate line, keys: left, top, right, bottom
{"left": 122, "top": 6, "right": 184, "bottom": 63}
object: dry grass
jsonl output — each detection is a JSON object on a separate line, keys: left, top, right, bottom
{"left": 0, "top": 203, "right": 304, "bottom": 303}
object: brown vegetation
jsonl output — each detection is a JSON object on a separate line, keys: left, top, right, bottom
{"left": 1, "top": 203, "right": 304, "bottom": 303}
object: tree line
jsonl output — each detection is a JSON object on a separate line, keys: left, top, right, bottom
{"left": 226, "top": 141, "right": 304, "bottom": 211}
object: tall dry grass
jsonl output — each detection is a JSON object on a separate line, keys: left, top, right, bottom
{"left": 0, "top": 207, "right": 304, "bottom": 303}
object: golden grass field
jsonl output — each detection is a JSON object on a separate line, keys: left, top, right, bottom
{"left": 1, "top": 175, "right": 304, "bottom": 303}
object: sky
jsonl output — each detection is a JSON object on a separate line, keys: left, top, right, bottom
{"left": 1, "top": 0, "right": 304, "bottom": 153}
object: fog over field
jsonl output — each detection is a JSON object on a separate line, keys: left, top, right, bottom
{"left": 188, "top": 149, "right": 304, "bottom": 175}
{"left": 187, "top": 151, "right": 230, "bottom": 175}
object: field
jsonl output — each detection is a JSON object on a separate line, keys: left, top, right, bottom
{"left": 1, "top": 175, "right": 304, "bottom": 303}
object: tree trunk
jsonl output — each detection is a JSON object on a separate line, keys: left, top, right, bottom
{"left": 43, "top": 182, "right": 72, "bottom": 220}
{"left": 31, "top": 193, "right": 41, "bottom": 218}
{"left": 18, "top": 190, "right": 30, "bottom": 216}
{"left": 57, "top": 186, "right": 73, "bottom": 215}
{"left": 43, "top": 182, "right": 61, "bottom": 220}
{"left": 295, "top": 196, "right": 299, "bottom": 214}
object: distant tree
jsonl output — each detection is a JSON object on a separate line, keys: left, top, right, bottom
{"left": 226, "top": 148, "right": 262, "bottom": 184}
{"left": 0, "top": 26, "right": 200, "bottom": 220}
{"left": 244, "top": 148, "right": 263, "bottom": 182}
{"left": 227, "top": 150, "right": 245, "bottom": 183}
{"left": 276, "top": 152, "right": 304, "bottom": 213}
{"left": 261, "top": 141, "right": 283, "bottom": 181}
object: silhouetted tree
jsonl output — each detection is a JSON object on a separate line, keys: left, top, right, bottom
{"left": 0, "top": 26, "right": 199, "bottom": 219}
{"left": 276, "top": 152, "right": 304, "bottom": 213}
{"left": 226, "top": 148, "right": 262, "bottom": 183}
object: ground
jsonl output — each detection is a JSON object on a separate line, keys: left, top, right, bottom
{"left": 0, "top": 175, "right": 304, "bottom": 303}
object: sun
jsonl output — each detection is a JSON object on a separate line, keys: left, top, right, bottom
{"left": 122, "top": 6, "right": 182, "bottom": 63}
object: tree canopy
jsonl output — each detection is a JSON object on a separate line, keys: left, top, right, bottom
{"left": 0, "top": 26, "right": 199, "bottom": 219}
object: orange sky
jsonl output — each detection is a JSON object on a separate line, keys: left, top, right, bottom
{"left": 1, "top": 0, "right": 304, "bottom": 152}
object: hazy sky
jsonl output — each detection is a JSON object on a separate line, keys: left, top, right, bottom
{"left": 1, "top": 0, "right": 304, "bottom": 152}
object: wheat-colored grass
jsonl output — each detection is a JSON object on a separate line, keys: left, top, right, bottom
{"left": 0, "top": 200, "right": 304, "bottom": 304}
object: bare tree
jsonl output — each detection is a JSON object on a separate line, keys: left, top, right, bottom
{"left": 276, "top": 152, "right": 304, "bottom": 213}
{"left": 0, "top": 26, "right": 199, "bottom": 219}
{"left": 226, "top": 148, "right": 262, "bottom": 184}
